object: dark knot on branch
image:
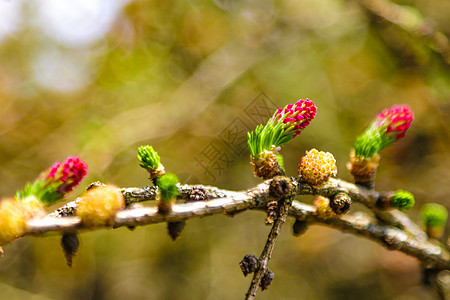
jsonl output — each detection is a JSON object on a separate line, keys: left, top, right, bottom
{"left": 260, "top": 269, "right": 274, "bottom": 291}
{"left": 240, "top": 254, "right": 260, "bottom": 277}
{"left": 269, "top": 176, "right": 293, "bottom": 198}
{"left": 330, "top": 192, "right": 352, "bottom": 215}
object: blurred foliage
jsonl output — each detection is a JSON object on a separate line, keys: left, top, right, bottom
{"left": 0, "top": 0, "right": 449, "bottom": 299}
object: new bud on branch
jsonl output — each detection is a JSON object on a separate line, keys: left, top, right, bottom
{"left": 156, "top": 173, "right": 180, "bottom": 214}
{"left": 353, "top": 105, "right": 414, "bottom": 159}
{"left": 298, "top": 149, "right": 337, "bottom": 187}
{"left": 0, "top": 197, "right": 45, "bottom": 245}
{"left": 16, "top": 156, "right": 88, "bottom": 206}
{"left": 349, "top": 105, "right": 414, "bottom": 188}
{"left": 376, "top": 189, "right": 415, "bottom": 210}
{"left": 77, "top": 185, "right": 125, "bottom": 227}
{"left": 45, "top": 157, "right": 87, "bottom": 194}
{"left": 1, "top": 156, "right": 87, "bottom": 245}
{"left": 375, "top": 105, "right": 414, "bottom": 141}
{"left": 421, "top": 203, "right": 448, "bottom": 239}
{"left": 390, "top": 190, "right": 415, "bottom": 211}
{"left": 137, "top": 145, "right": 166, "bottom": 180}
{"left": 248, "top": 99, "right": 317, "bottom": 179}
{"left": 273, "top": 99, "right": 317, "bottom": 138}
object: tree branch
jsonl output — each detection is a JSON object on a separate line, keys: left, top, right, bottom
{"left": 15, "top": 178, "right": 448, "bottom": 271}
{"left": 50, "top": 184, "right": 235, "bottom": 217}
{"left": 296, "top": 178, "right": 427, "bottom": 241}
{"left": 54, "top": 177, "right": 425, "bottom": 241}
{"left": 290, "top": 202, "right": 449, "bottom": 270}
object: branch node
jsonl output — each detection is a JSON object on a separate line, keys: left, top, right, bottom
{"left": 269, "top": 176, "right": 293, "bottom": 198}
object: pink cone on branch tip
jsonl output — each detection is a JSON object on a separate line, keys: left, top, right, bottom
{"left": 16, "top": 156, "right": 88, "bottom": 206}
{"left": 349, "top": 104, "right": 414, "bottom": 189}
{"left": 374, "top": 105, "right": 414, "bottom": 141}
{"left": 42, "top": 156, "right": 88, "bottom": 194}
{"left": 273, "top": 98, "right": 317, "bottom": 137}
{"left": 247, "top": 98, "right": 317, "bottom": 179}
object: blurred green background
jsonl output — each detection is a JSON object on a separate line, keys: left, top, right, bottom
{"left": 0, "top": 0, "right": 449, "bottom": 299}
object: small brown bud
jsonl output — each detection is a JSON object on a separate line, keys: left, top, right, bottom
{"left": 250, "top": 150, "right": 285, "bottom": 180}
{"left": 260, "top": 269, "right": 274, "bottom": 291}
{"left": 61, "top": 233, "right": 79, "bottom": 267}
{"left": 292, "top": 219, "right": 308, "bottom": 236}
{"left": 376, "top": 193, "right": 392, "bottom": 209}
{"left": 266, "top": 177, "right": 293, "bottom": 224}
{"left": 167, "top": 221, "right": 186, "bottom": 241}
{"left": 347, "top": 150, "right": 380, "bottom": 189}
{"left": 269, "top": 176, "right": 293, "bottom": 198}
{"left": 239, "top": 254, "right": 260, "bottom": 277}
{"left": 329, "top": 192, "right": 351, "bottom": 215}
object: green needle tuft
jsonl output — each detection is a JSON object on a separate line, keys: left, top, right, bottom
{"left": 157, "top": 173, "right": 180, "bottom": 203}
{"left": 390, "top": 190, "right": 414, "bottom": 210}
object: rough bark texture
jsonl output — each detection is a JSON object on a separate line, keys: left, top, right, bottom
{"left": 12, "top": 178, "right": 448, "bottom": 271}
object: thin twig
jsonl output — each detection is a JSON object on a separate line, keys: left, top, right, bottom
{"left": 245, "top": 197, "right": 292, "bottom": 299}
